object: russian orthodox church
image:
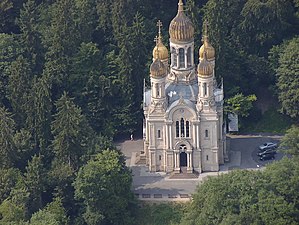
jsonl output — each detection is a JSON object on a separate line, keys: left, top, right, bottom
{"left": 143, "top": 0, "right": 228, "bottom": 174}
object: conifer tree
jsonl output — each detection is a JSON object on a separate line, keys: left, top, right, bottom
{"left": 17, "top": 0, "right": 44, "bottom": 74}
{"left": 0, "top": 168, "right": 22, "bottom": 203}
{"left": 26, "top": 74, "right": 52, "bottom": 156}
{"left": 74, "top": 0, "right": 97, "bottom": 43}
{"left": 42, "top": 0, "right": 79, "bottom": 98}
{"left": 7, "top": 55, "right": 32, "bottom": 128}
{"left": 13, "top": 128, "right": 34, "bottom": 170}
{"left": 0, "top": 106, "right": 16, "bottom": 168}
{"left": 51, "top": 92, "right": 90, "bottom": 169}
{"left": 24, "top": 154, "right": 47, "bottom": 214}
{"left": 0, "top": 33, "right": 22, "bottom": 106}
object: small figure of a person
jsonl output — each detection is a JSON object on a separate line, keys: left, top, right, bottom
{"left": 130, "top": 134, "right": 133, "bottom": 141}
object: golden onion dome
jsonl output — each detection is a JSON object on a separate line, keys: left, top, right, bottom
{"left": 153, "top": 40, "right": 168, "bottom": 61}
{"left": 169, "top": 0, "right": 194, "bottom": 42}
{"left": 199, "top": 38, "right": 215, "bottom": 60}
{"left": 199, "top": 21, "right": 215, "bottom": 60}
{"left": 153, "top": 20, "right": 169, "bottom": 61}
{"left": 150, "top": 59, "right": 167, "bottom": 78}
{"left": 198, "top": 52, "right": 213, "bottom": 76}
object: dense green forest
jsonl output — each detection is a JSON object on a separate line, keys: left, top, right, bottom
{"left": 0, "top": 0, "right": 298, "bottom": 224}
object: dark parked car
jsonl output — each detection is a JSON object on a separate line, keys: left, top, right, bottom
{"left": 260, "top": 153, "right": 275, "bottom": 161}
{"left": 257, "top": 149, "right": 277, "bottom": 156}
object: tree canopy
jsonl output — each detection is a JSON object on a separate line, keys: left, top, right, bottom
{"left": 181, "top": 158, "right": 299, "bottom": 225}
{"left": 74, "top": 149, "right": 136, "bottom": 225}
{"left": 0, "top": 0, "right": 298, "bottom": 224}
{"left": 276, "top": 37, "right": 299, "bottom": 119}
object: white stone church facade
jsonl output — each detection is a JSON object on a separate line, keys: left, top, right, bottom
{"left": 143, "top": 0, "right": 228, "bottom": 174}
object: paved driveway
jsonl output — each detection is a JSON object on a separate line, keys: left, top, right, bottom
{"left": 119, "top": 134, "right": 284, "bottom": 201}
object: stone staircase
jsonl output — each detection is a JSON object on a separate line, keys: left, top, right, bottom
{"left": 135, "top": 152, "right": 146, "bottom": 165}
{"left": 169, "top": 167, "right": 199, "bottom": 179}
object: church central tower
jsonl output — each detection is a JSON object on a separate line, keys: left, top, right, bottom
{"left": 168, "top": 0, "right": 196, "bottom": 83}
{"left": 143, "top": 0, "right": 227, "bottom": 175}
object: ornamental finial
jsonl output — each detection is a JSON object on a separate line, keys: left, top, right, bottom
{"left": 157, "top": 20, "right": 163, "bottom": 38}
{"left": 203, "top": 20, "right": 208, "bottom": 38}
{"left": 178, "top": 0, "right": 184, "bottom": 12}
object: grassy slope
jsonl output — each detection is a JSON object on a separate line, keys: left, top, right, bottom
{"left": 243, "top": 107, "right": 293, "bottom": 133}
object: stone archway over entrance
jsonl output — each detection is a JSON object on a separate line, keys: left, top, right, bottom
{"left": 173, "top": 141, "right": 193, "bottom": 174}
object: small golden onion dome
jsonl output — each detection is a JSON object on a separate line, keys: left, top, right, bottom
{"left": 199, "top": 38, "right": 215, "bottom": 60}
{"left": 198, "top": 52, "right": 213, "bottom": 76}
{"left": 153, "top": 40, "right": 168, "bottom": 60}
{"left": 150, "top": 59, "right": 167, "bottom": 78}
{"left": 169, "top": 0, "right": 194, "bottom": 42}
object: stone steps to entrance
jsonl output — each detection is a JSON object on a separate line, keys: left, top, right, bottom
{"left": 135, "top": 152, "right": 146, "bottom": 165}
{"left": 169, "top": 168, "right": 199, "bottom": 179}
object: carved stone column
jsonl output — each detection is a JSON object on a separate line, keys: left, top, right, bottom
{"left": 184, "top": 48, "right": 188, "bottom": 68}
{"left": 187, "top": 151, "right": 193, "bottom": 173}
{"left": 174, "top": 151, "right": 180, "bottom": 173}
{"left": 169, "top": 125, "right": 173, "bottom": 149}
{"left": 196, "top": 124, "right": 200, "bottom": 148}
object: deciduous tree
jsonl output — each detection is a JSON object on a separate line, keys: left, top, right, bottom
{"left": 276, "top": 37, "right": 299, "bottom": 119}
{"left": 225, "top": 93, "right": 257, "bottom": 117}
{"left": 279, "top": 125, "right": 299, "bottom": 157}
{"left": 74, "top": 149, "right": 136, "bottom": 225}
{"left": 29, "top": 197, "right": 69, "bottom": 225}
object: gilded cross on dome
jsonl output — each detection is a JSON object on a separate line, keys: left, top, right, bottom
{"left": 156, "top": 20, "right": 163, "bottom": 37}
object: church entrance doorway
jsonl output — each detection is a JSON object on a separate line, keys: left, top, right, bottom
{"left": 180, "top": 152, "right": 187, "bottom": 167}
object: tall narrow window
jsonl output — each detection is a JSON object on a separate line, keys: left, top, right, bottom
{"left": 206, "top": 155, "right": 209, "bottom": 161}
{"left": 205, "top": 129, "right": 209, "bottom": 138}
{"left": 176, "top": 121, "right": 179, "bottom": 137}
{"left": 180, "top": 118, "right": 185, "bottom": 137}
{"left": 186, "top": 121, "right": 190, "bottom": 137}
{"left": 179, "top": 48, "right": 185, "bottom": 68}
{"left": 172, "top": 47, "right": 177, "bottom": 67}
{"left": 157, "top": 130, "right": 161, "bottom": 138}
{"left": 203, "top": 83, "right": 207, "bottom": 96}
{"left": 156, "top": 84, "right": 160, "bottom": 97}
{"left": 187, "top": 47, "right": 191, "bottom": 67}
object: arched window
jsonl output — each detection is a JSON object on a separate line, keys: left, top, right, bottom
{"left": 172, "top": 47, "right": 177, "bottom": 67}
{"left": 186, "top": 121, "right": 190, "bottom": 137}
{"left": 179, "top": 48, "right": 185, "bottom": 68}
{"left": 187, "top": 47, "right": 191, "bottom": 67}
{"left": 180, "top": 118, "right": 185, "bottom": 137}
{"left": 176, "top": 118, "right": 191, "bottom": 138}
{"left": 176, "top": 121, "right": 180, "bottom": 137}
